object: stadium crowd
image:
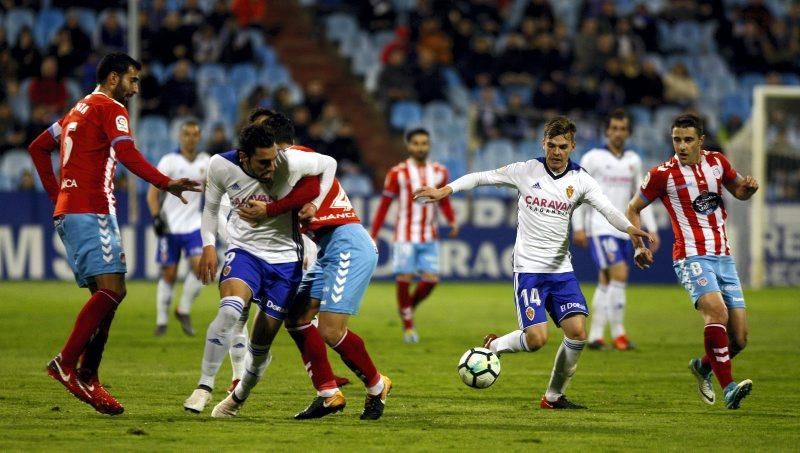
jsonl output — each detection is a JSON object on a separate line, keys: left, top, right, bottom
{"left": 0, "top": 0, "right": 799, "bottom": 200}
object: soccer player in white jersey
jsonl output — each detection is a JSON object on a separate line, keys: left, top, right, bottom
{"left": 183, "top": 123, "right": 337, "bottom": 415}
{"left": 147, "top": 120, "right": 209, "bottom": 337}
{"left": 571, "top": 109, "right": 660, "bottom": 351}
{"left": 370, "top": 128, "right": 458, "bottom": 343}
{"left": 416, "top": 117, "right": 653, "bottom": 409}
{"left": 628, "top": 114, "right": 757, "bottom": 410}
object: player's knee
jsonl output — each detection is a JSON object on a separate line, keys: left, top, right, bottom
{"left": 320, "top": 325, "right": 348, "bottom": 347}
{"left": 524, "top": 330, "right": 547, "bottom": 351}
{"left": 565, "top": 329, "right": 587, "bottom": 342}
{"left": 731, "top": 332, "right": 747, "bottom": 353}
{"left": 216, "top": 297, "right": 246, "bottom": 331}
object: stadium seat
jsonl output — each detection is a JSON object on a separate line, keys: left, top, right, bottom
{"left": 137, "top": 115, "right": 170, "bottom": 160}
{"left": 148, "top": 61, "right": 168, "bottom": 84}
{"left": 259, "top": 64, "right": 292, "bottom": 89}
{"left": 503, "top": 84, "right": 533, "bottom": 105}
{"left": 255, "top": 45, "right": 278, "bottom": 68}
{"left": 672, "top": 22, "right": 703, "bottom": 53}
{"left": 73, "top": 7, "right": 97, "bottom": 37}
{"left": 371, "top": 30, "right": 396, "bottom": 51}
{"left": 228, "top": 63, "right": 259, "bottom": 101}
{"left": 782, "top": 73, "right": 800, "bottom": 86}
{"left": 165, "top": 61, "right": 196, "bottom": 81}
{"left": 721, "top": 93, "right": 752, "bottom": 122}
{"left": 389, "top": 101, "right": 422, "bottom": 131}
{"left": 653, "top": 106, "right": 683, "bottom": 135}
{"left": 196, "top": 64, "right": 227, "bottom": 95}
{"left": 339, "top": 31, "right": 372, "bottom": 59}
{"left": 5, "top": 8, "right": 35, "bottom": 46}
{"left": 446, "top": 85, "right": 471, "bottom": 115}
{"left": 208, "top": 84, "right": 238, "bottom": 125}
{"left": 481, "top": 139, "right": 515, "bottom": 168}
{"left": 628, "top": 106, "right": 653, "bottom": 130}
{"left": 352, "top": 48, "right": 379, "bottom": 77}
{"left": 0, "top": 149, "right": 35, "bottom": 188}
{"left": 325, "top": 13, "right": 357, "bottom": 44}
{"left": 34, "top": 8, "right": 65, "bottom": 49}
{"left": 442, "top": 67, "right": 464, "bottom": 89}
{"left": 516, "top": 139, "right": 539, "bottom": 162}
{"left": 364, "top": 63, "right": 382, "bottom": 93}
{"left": 423, "top": 101, "right": 454, "bottom": 125}
{"left": 739, "top": 73, "right": 766, "bottom": 97}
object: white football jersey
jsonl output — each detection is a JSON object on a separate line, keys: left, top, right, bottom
{"left": 571, "top": 147, "right": 657, "bottom": 239}
{"left": 156, "top": 151, "right": 210, "bottom": 234}
{"left": 448, "top": 157, "right": 633, "bottom": 273}
{"left": 200, "top": 149, "right": 336, "bottom": 263}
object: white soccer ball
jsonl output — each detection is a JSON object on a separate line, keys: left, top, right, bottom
{"left": 458, "top": 347, "right": 501, "bottom": 389}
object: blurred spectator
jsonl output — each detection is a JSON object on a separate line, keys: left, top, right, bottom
{"left": 458, "top": 35, "right": 495, "bottom": 88}
{"left": 193, "top": 24, "right": 223, "bottom": 64}
{"left": 221, "top": 20, "right": 255, "bottom": 64}
{"left": 631, "top": 4, "right": 659, "bottom": 52}
{"left": 181, "top": 0, "right": 206, "bottom": 34}
{"left": 0, "top": 101, "right": 26, "bottom": 153}
{"left": 291, "top": 106, "right": 312, "bottom": 143}
{"left": 305, "top": 121, "right": 329, "bottom": 155}
{"left": 531, "top": 76, "right": 563, "bottom": 117}
{"left": 496, "top": 32, "right": 535, "bottom": 85}
{"left": 498, "top": 92, "right": 533, "bottom": 141}
{"left": 0, "top": 49, "right": 19, "bottom": 83}
{"left": 18, "top": 169, "right": 36, "bottom": 191}
{"left": 303, "top": 79, "right": 328, "bottom": 121}
{"left": 95, "top": 10, "right": 126, "bottom": 54}
{"left": 380, "top": 25, "right": 410, "bottom": 64}
{"left": 741, "top": 0, "right": 773, "bottom": 31}
{"left": 319, "top": 104, "right": 343, "bottom": 141}
{"left": 28, "top": 57, "right": 68, "bottom": 119}
{"left": 615, "top": 17, "right": 645, "bottom": 59}
{"left": 730, "top": 20, "right": 769, "bottom": 74}
{"left": 663, "top": 63, "right": 699, "bottom": 106}
{"left": 327, "top": 121, "right": 363, "bottom": 167}
{"left": 660, "top": 0, "right": 698, "bottom": 23}
{"left": 238, "top": 85, "right": 272, "bottom": 129}
{"left": 636, "top": 60, "right": 665, "bottom": 108}
{"left": 376, "top": 47, "right": 416, "bottom": 108}
{"left": 413, "top": 47, "right": 447, "bottom": 104}
{"left": 474, "top": 86, "right": 503, "bottom": 141}
{"left": 231, "top": 0, "right": 267, "bottom": 28}
{"left": 147, "top": 0, "right": 169, "bottom": 32}
{"left": 207, "top": 0, "right": 233, "bottom": 33}
{"left": 338, "top": 161, "right": 374, "bottom": 197}
{"left": 78, "top": 52, "right": 100, "bottom": 93}
{"left": 524, "top": 0, "right": 554, "bottom": 23}
{"left": 272, "top": 86, "right": 295, "bottom": 114}
{"left": 763, "top": 19, "right": 800, "bottom": 72}
{"left": 48, "top": 30, "right": 84, "bottom": 78}
{"left": 11, "top": 27, "right": 41, "bottom": 80}
{"left": 206, "top": 124, "right": 232, "bottom": 155}
{"left": 25, "top": 105, "right": 53, "bottom": 145}
{"left": 357, "top": 0, "right": 396, "bottom": 33}
{"left": 138, "top": 62, "right": 162, "bottom": 116}
{"left": 61, "top": 9, "right": 92, "bottom": 59}
{"left": 161, "top": 59, "right": 198, "bottom": 117}
{"left": 450, "top": 18, "right": 475, "bottom": 65}
{"left": 417, "top": 17, "right": 452, "bottom": 65}
{"left": 154, "top": 11, "right": 192, "bottom": 64}
{"left": 572, "top": 18, "right": 599, "bottom": 75}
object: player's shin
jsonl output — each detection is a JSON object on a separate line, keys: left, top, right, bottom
{"left": 588, "top": 285, "right": 609, "bottom": 343}
{"left": 178, "top": 272, "right": 203, "bottom": 315}
{"left": 79, "top": 308, "right": 117, "bottom": 375}
{"left": 489, "top": 330, "right": 530, "bottom": 355}
{"left": 156, "top": 279, "right": 174, "bottom": 326}
{"left": 608, "top": 281, "right": 627, "bottom": 338}
{"left": 333, "top": 329, "right": 381, "bottom": 391}
{"left": 229, "top": 308, "right": 249, "bottom": 382}
{"left": 287, "top": 323, "right": 339, "bottom": 396}
{"left": 60, "top": 289, "right": 122, "bottom": 367}
{"left": 545, "top": 337, "right": 586, "bottom": 401}
{"left": 232, "top": 343, "right": 272, "bottom": 402}
{"left": 396, "top": 281, "right": 413, "bottom": 329}
{"left": 411, "top": 281, "right": 437, "bottom": 307}
{"left": 703, "top": 324, "right": 734, "bottom": 388}
{"left": 198, "top": 297, "right": 245, "bottom": 389}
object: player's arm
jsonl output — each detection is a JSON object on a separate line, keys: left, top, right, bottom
{"left": 571, "top": 155, "right": 594, "bottom": 247}
{"left": 238, "top": 175, "right": 321, "bottom": 222}
{"left": 724, "top": 175, "right": 759, "bottom": 200}
{"left": 627, "top": 193, "right": 655, "bottom": 269}
{"left": 199, "top": 158, "right": 225, "bottom": 284}
{"left": 369, "top": 170, "right": 398, "bottom": 239}
{"left": 414, "top": 164, "right": 519, "bottom": 202}
{"left": 27, "top": 123, "right": 61, "bottom": 203}
{"left": 146, "top": 156, "right": 170, "bottom": 236}
{"left": 633, "top": 157, "right": 660, "bottom": 251}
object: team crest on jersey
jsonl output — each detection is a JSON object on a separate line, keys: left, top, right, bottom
{"left": 115, "top": 115, "right": 129, "bottom": 133}
{"left": 525, "top": 306, "right": 535, "bottom": 320}
{"left": 712, "top": 166, "right": 722, "bottom": 178}
{"left": 222, "top": 265, "right": 231, "bottom": 276}
{"left": 565, "top": 185, "right": 574, "bottom": 199}
{"left": 692, "top": 191, "right": 721, "bottom": 215}
{"left": 697, "top": 277, "right": 708, "bottom": 287}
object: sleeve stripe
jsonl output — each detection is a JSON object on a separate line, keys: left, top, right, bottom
{"left": 110, "top": 135, "right": 133, "bottom": 146}
{"left": 47, "top": 123, "right": 62, "bottom": 140}
{"left": 638, "top": 191, "right": 651, "bottom": 203}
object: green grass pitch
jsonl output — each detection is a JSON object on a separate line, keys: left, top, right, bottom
{"left": 0, "top": 281, "right": 798, "bottom": 451}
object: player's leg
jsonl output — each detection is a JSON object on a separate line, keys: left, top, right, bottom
{"left": 540, "top": 273, "right": 589, "bottom": 409}
{"left": 184, "top": 249, "right": 255, "bottom": 413}
{"left": 175, "top": 233, "right": 205, "bottom": 336}
{"left": 715, "top": 257, "right": 751, "bottom": 409}
{"left": 154, "top": 235, "right": 179, "bottom": 336}
{"left": 587, "top": 269, "right": 610, "bottom": 349}
{"left": 485, "top": 273, "right": 549, "bottom": 355}
{"left": 393, "top": 242, "right": 416, "bottom": 340}
{"left": 227, "top": 303, "right": 249, "bottom": 392}
{"left": 607, "top": 260, "right": 632, "bottom": 350}
{"left": 48, "top": 214, "right": 127, "bottom": 414}
{"left": 411, "top": 242, "right": 440, "bottom": 308}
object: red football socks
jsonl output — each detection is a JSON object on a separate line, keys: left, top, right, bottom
{"left": 412, "top": 281, "right": 437, "bottom": 307}
{"left": 333, "top": 330, "right": 381, "bottom": 387}
{"left": 287, "top": 323, "right": 338, "bottom": 391}
{"left": 60, "top": 289, "right": 121, "bottom": 367}
{"left": 79, "top": 309, "right": 117, "bottom": 374}
{"left": 702, "top": 323, "right": 734, "bottom": 388}
{"left": 396, "top": 280, "right": 413, "bottom": 330}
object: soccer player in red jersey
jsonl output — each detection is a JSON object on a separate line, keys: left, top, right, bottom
{"left": 628, "top": 114, "right": 758, "bottom": 409}
{"left": 27, "top": 53, "right": 201, "bottom": 415}
{"left": 370, "top": 128, "right": 458, "bottom": 343}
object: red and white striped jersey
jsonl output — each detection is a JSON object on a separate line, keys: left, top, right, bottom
{"left": 371, "top": 158, "right": 455, "bottom": 243}
{"left": 639, "top": 151, "right": 739, "bottom": 260}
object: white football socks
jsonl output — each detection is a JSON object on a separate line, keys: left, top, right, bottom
{"left": 156, "top": 279, "right": 174, "bottom": 326}
{"left": 545, "top": 337, "right": 586, "bottom": 401}
{"left": 229, "top": 305, "right": 250, "bottom": 381}
{"left": 608, "top": 281, "right": 627, "bottom": 338}
{"left": 588, "top": 284, "right": 609, "bottom": 343}
{"left": 488, "top": 330, "right": 530, "bottom": 355}
{"left": 233, "top": 342, "right": 273, "bottom": 402}
{"left": 198, "top": 297, "right": 245, "bottom": 389}
{"left": 178, "top": 271, "right": 203, "bottom": 315}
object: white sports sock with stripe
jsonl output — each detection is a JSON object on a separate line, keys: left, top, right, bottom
{"left": 545, "top": 337, "right": 586, "bottom": 401}
{"left": 156, "top": 279, "right": 174, "bottom": 326}
{"left": 608, "top": 281, "right": 627, "bottom": 338}
{"left": 229, "top": 305, "right": 250, "bottom": 381}
{"left": 178, "top": 271, "right": 203, "bottom": 315}
{"left": 198, "top": 297, "right": 245, "bottom": 389}
{"left": 488, "top": 330, "right": 529, "bottom": 356}
{"left": 588, "top": 284, "right": 609, "bottom": 342}
{"left": 233, "top": 342, "right": 272, "bottom": 402}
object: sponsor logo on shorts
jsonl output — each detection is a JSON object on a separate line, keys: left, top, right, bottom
{"left": 222, "top": 265, "right": 231, "bottom": 276}
{"left": 265, "top": 299, "right": 287, "bottom": 313}
{"left": 732, "top": 297, "right": 745, "bottom": 302}
{"left": 559, "top": 302, "right": 585, "bottom": 311}
{"left": 697, "top": 277, "right": 708, "bottom": 287}
{"left": 525, "top": 306, "right": 534, "bottom": 320}
{"left": 722, "top": 285, "right": 741, "bottom": 291}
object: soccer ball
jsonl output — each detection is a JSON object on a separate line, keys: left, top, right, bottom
{"left": 457, "top": 347, "right": 501, "bottom": 389}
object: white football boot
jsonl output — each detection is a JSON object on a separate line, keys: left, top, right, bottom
{"left": 184, "top": 388, "right": 212, "bottom": 413}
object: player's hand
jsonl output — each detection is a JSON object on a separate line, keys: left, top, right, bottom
{"left": 166, "top": 178, "right": 202, "bottom": 204}
{"left": 199, "top": 245, "right": 218, "bottom": 285}
{"left": 572, "top": 230, "right": 588, "bottom": 248}
{"left": 414, "top": 186, "right": 452, "bottom": 203}
{"left": 634, "top": 246, "right": 654, "bottom": 269}
{"left": 627, "top": 226, "right": 656, "bottom": 249}
{"left": 738, "top": 175, "right": 759, "bottom": 199}
{"left": 449, "top": 222, "right": 460, "bottom": 238}
{"left": 298, "top": 202, "right": 318, "bottom": 222}
{"left": 152, "top": 213, "right": 168, "bottom": 236}
{"left": 238, "top": 200, "right": 268, "bottom": 225}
